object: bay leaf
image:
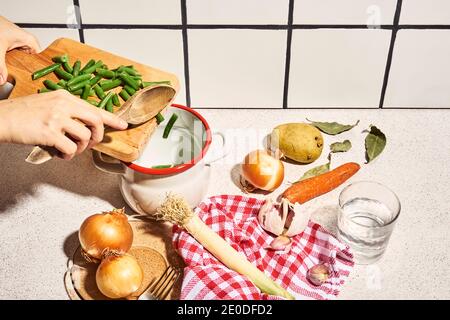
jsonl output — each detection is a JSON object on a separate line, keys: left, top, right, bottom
{"left": 364, "top": 125, "right": 386, "bottom": 163}
{"left": 330, "top": 140, "right": 352, "bottom": 153}
{"left": 298, "top": 161, "right": 330, "bottom": 181}
{"left": 306, "top": 119, "right": 360, "bottom": 135}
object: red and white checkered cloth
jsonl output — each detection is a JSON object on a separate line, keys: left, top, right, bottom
{"left": 172, "top": 195, "right": 354, "bottom": 300}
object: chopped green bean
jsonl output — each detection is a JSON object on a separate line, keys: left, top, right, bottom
{"left": 87, "top": 99, "right": 99, "bottom": 107}
{"left": 93, "top": 84, "right": 106, "bottom": 100}
{"left": 112, "top": 65, "right": 124, "bottom": 72}
{"left": 106, "top": 98, "right": 114, "bottom": 112}
{"left": 115, "top": 65, "right": 134, "bottom": 73}
{"left": 98, "top": 91, "right": 114, "bottom": 110}
{"left": 72, "top": 60, "right": 81, "bottom": 76}
{"left": 57, "top": 79, "right": 67, "bottom": 88}
{"left": 43, "top": 79, "right": 63, "bottom": 91}
{"left": 52, "top": 54, "right": 68, "bottom": 64}
{"left": 163, "top": 114, "right": 178, "bottom": 139}
{"left": 120, "top": 66, "right": 139, "bottom": 76}
{"left": 38, "top": 88, "right": 51, "bottom": 93}
{"left": 100, "top": 78, "right": 122, "bottom": 91}
{"left": 112, "top": 93, "right": 120, "bottom": 107}
{"left": 155, "top": 112, "right": 164, "bottom": 124}
{"left": 151, "top": 165, "right": 173, "bottom": 169}
{"left": 123, "top": 84, "right": 136, "bottom": 96}
{"left": 54, "top": 67, "right": 73, "bottom": 81}
{"left": 69, "top": 79, "right": 91, "bottom": 92}
{"left": 89, "top": 74, "right": 102, "bottom": 86}
{"left": 79, "top": 59, "right": 95, "bottom": 74}
{"left": 81, "top": 84, "right": 91, "bottom": 100}
{"left": 141, "top": 80, "right": 171, "bottom": 88}
{"left": 119, "top": 89, "right": 130, "bottom": 101}
{"left": 62, "top": 61, "right": 73, "bottom": 73}
{"left": 81, "top": 60, "right": 103, "bottom": 75}
{"left": 71, "top": 89, "right": 83, "bottom": 95}
{"left": 119, "top": 73, "right": 139, "bottom": 91}
{"left": 95, "top": 68, "right": 115, "bottom": 79}
{"left": 31, "top": 63, "right": 61, "bottom": 80}
{"left": 67, "top": 73, "right": 91, "bottom": 87}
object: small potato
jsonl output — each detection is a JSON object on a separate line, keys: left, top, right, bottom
{"left": 271, "top": 123, "right": 323, "bottom": 163}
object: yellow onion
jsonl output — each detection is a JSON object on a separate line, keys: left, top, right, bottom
{"left": 79, "top": 208, "right": 133, "bottom": 261}
{"left": 96, "top": 252, "right": 143, "bottom": 299}
{"left": 241, "top": 150, "right": 284, "bottom": 192}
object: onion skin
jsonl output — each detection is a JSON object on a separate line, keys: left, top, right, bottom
{"left": 96, "top": 253, "right": 143, "bottom": 299}
{"left": 79, "top": 208, "right": 133, "bottom": 261}
{"left": 241, "top": 150, "right": 284, "bottom": 192}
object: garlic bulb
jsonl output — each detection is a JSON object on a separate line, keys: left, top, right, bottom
{"left": 268, "top": 235, "right": 292, "bottom": 252}
{"left": 284, "top": 202, "right": 311, "bottom": 237}
{"left": 307, "top": 264, "right": 330, "bottom": 286}
{"left": 258, "top": 198, "right": 311, "bottom": 238}
{"left": 258, "top": 198, "right": 286, "bottom": 236}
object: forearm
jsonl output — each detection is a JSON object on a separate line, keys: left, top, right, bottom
{"left": 0, "top": 98, "right": 18, "bottom": 143}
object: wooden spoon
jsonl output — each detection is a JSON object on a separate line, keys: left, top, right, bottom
{"left": 25, "top": 85, "right": 177, "bottom": 164}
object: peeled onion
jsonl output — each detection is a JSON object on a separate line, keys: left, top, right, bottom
{"left": 241, "top": 150, "right": 284, "bottom": 192}
{"left": 96, "top": 253, "right": 143, "bottom": 299}
{"left": 79, "top": 208, "right": 133, "bottom": 261}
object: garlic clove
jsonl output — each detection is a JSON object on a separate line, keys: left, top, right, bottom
{"left": 307, "top": 263, "right": 331, "bottom": 286}
{"left": 258, "top": 198, "right": 287, "bottom": 236}
{"left": 267, "top": 235, "right": 292, "bottom": 252}
{"left": 284, "top": 202, "right": 311, "bottom": 237}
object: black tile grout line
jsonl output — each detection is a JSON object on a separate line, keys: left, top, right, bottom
{"left": 72, "top": 0, "right": 84, "bottom": 43}
{"left": 291, "top": 24, "right": 393, "bottom": 30}
{"left": 181, "top": 0, "right": 191, "bottom": 108}
{"left": 186, "top": 24, "right": 287, "bottom": 30}
{"left": 82, "top": 24, "right": 182, "bottom": 30}
{"left": 17, "top": 23, "right": 450, "bottom": 30}
{"left": 378, "top": 0, "right": 402, "bottom": 109}
{"left": 282, "top": 0, "right": 295, "bottom": 109}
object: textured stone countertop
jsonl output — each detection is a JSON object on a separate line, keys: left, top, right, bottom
{"left": 0, "top": 108, "right": 448, "bottom": 299}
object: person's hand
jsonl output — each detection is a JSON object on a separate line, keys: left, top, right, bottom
{"left": 0, "top": 16, "right": 41, "bottom": 85}
{"left": 0, "top": 90, "right": 128, "bottom": 160}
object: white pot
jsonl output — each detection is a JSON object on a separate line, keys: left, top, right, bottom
{"left": 93, "top": 104, "right": 226, "bottom": 215}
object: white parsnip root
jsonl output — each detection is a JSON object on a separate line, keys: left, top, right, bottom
{"left": 156, "top": 194, "right": 294, "bottom": 300}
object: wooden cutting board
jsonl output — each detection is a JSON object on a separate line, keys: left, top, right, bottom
{"left": 5, "top": 38, "right": 180, "bottom": 162}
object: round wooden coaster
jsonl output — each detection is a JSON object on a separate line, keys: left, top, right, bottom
{"left": 66, "top": 219, "right": 184, "bottom": 300}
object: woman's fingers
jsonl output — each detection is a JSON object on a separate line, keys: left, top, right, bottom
{"left": 96, "top": 108, "right": 129, "bottom": 130}
{"left": 24, "top": 33, "right": 41, "bottom": 53}
{"left": 52, "top": 135, "right": 78, "bottom": 160}
{"left": 68, "top": 96, "right": 128, "bottom": 142}
{"left": 62, "top": 118, "right": 92, "bottom": 155}
{"left": 0, "top": 45, "right": 7, "bottom": 85}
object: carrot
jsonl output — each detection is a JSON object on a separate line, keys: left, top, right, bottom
{"left": 283, "top": 162, "right": 360, "bottom": 204}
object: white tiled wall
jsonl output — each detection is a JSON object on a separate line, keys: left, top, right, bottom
{"left": 23, "top": 28, "right": 80, "bottom": 49}
{"left": 289, "top": 29, "right": 391, "bottom": 108}
{"left": 1, "top": 0, "right": 450, "bottom": 109}
{"left": 189, "top": 29, "right": 286, "bottom": 108}
{"left": 187, "top": 0, "right": 289, "bottom": 25}
{"left": 1, "top": 0, "right": 74, "bottom": 23}
{"left": 384, "top": 30, "right": 450, "bottom": 108}
{"left": 400, "top": 0, "right": 450, "bottom": 24}
{"left": 84, "top": 29, "right": 186, "bottom": 104}
{"left": 79, "top": 0, "right": 181, "bottom": 25}
{"left": 293, "top": 0, "right": 397, "bottom": 25}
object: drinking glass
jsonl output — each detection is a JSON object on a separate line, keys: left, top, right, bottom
{"left": 337, "top": 181, "right": 401, "bottom": 264}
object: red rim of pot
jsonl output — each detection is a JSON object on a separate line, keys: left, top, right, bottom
{"left": 124, "top": 104, "right": 212, "bottom": 175}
